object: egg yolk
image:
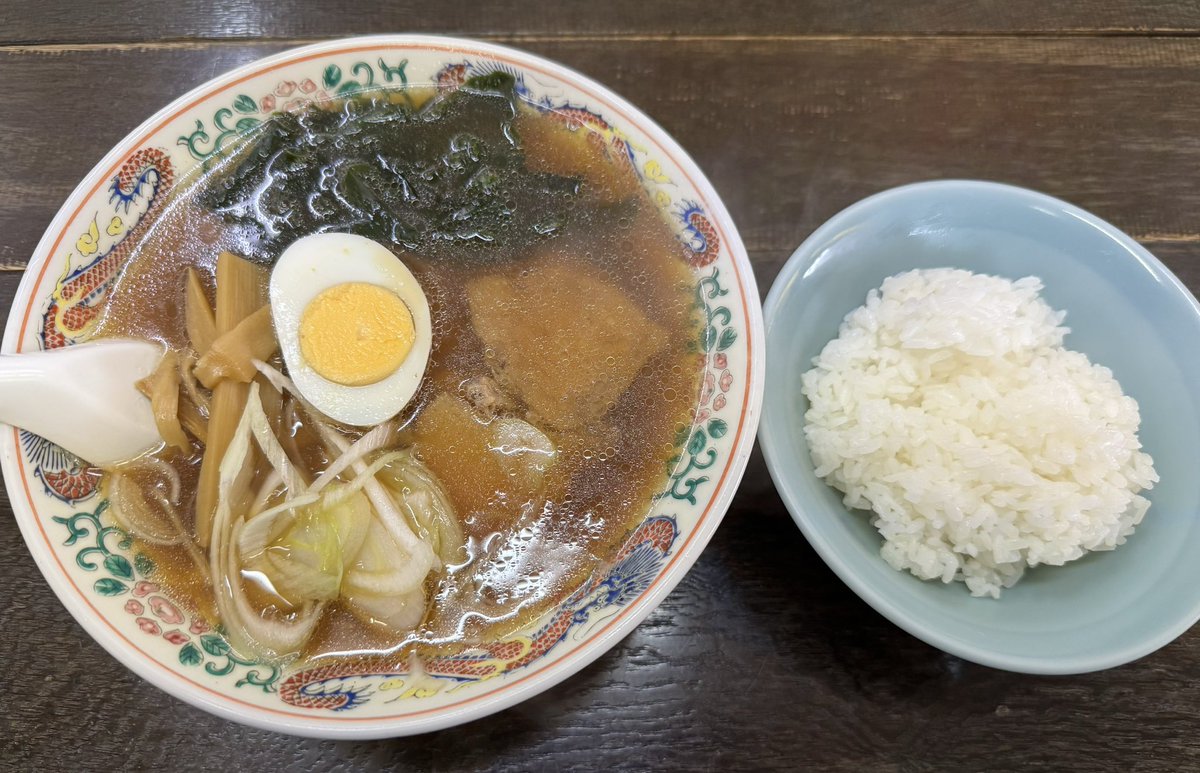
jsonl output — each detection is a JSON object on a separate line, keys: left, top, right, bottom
{"left": 299, "top": 282, "right": 415, "bottom": 387}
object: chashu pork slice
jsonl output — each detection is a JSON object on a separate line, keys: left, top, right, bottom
{"left": 466, "top": 261, "right": 668, "bottom": 431}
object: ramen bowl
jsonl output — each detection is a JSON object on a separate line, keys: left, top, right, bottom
{"left": 0, "top": 36, "right": 764, "bottom": 737}
{"left": 760, "top": 180, "right": 1200, "bottom": 674}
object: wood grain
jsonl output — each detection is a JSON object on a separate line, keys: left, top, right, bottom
{"left": 5, "top": 0, "right": 1200, "bottom": 45}
{"left": 3, "top": 452, "right": 1200, "bottom": 770}
{"left": 4, "top": 38, "right": 1200, "bottom": 295}
{"left": 3, "top": 28, "right": 1200, "bottom": 773}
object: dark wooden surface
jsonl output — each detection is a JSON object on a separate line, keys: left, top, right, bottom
{"left": 4, "top": 5, "right": 1200, "bottom": 771}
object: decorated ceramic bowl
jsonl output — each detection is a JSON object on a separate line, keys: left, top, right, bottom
{"left": 0, "top": 36, "right": 764, "bottom": 737}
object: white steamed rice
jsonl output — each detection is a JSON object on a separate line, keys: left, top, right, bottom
{"left": 801, "top": 268, "right": 1158, "bottom": 598}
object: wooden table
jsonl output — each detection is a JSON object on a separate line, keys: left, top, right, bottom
{"left": 4, "top": 3, "right": 1200, "bottom": 769}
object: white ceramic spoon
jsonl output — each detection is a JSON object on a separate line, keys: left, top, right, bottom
{"left": 0, "top": 339, "right": 165, "bottom": 466}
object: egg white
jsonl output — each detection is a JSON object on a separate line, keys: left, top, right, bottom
{"left": 269, "top": 233, "right": 432, "bottom": 426}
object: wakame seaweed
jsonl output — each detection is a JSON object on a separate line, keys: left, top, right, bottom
{"left": 202, "top": 76, "right": 583, "bottom": 263}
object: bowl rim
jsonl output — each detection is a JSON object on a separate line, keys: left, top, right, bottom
{"left": 0, "top": 34, "right": 765, "bottom": 737}
{"left": 759, "top": 178, "right": 1200, "bottom": 675}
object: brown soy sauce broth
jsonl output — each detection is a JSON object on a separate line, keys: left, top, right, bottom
{"left": 95, "top": 84, "right": 705, "bottom": 665}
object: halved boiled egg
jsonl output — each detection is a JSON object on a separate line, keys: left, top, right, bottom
{"left": 270, "top": 233, "right": 431, "bottom": 426}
